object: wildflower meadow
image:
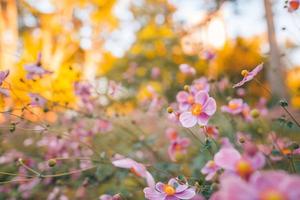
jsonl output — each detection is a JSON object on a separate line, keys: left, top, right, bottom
{"left": 1, "top": 0, "right": 300, "bottom": 199}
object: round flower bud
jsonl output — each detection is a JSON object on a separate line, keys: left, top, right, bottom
{"left": 239, "top": 137, "right": 246, "bottom": 144}
{"left": 250, "top": 109, "right": 260, "bottom": 118}
{"left": 48, "top": 159, "right": 57, "bottom": 167}
{"left": 183, "top": 85, "right": 190, "bottom": 91}
{"left": 241, "top": 70, "right": 249, "bottom": 77}
{"left": 167, "top": 106, "right": 174, "bottom": 113}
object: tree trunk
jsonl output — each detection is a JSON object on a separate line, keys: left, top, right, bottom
{"left": 263, "top": 0, "right": 288, "bottom": 99}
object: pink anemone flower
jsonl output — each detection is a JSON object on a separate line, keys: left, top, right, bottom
{"left": 29, "top": 93, "right": 47, "bottom": 107}
{"left": 190, "top": 77, "right": 210, "bottom": 93}
{"left": 179, "top": 64, "right": 196, "bottom": 76}
{"left": 179, "top": 91, "right": 216, "bottom": 128}
{"left": 203, "top": 125, "right": 219, "bottom": 139}
{"left": 24, "top": 53, "right": 52, "bottom": 80}
{"left": 214, "top": 146, "right": 265, "bottom": 179}
{"left": 144, "top": 178, "right": 196, "bottom": 200}
{"left": 112, "top": 155, "right": 155, "bottom": 187}
{"left": 201, "top": 160, "right": 220, "bottom": 181}
{"left": 221, "top": 99, "right": 244, "bottom": 115}
{"left": 233, "top": 63, "right": 263, "bottom": 88}
{"left": 211, "top": 171, "right": 300, "bottom": 200}
{"left": 168, "top": 137, "right": 190, "bottom": 161}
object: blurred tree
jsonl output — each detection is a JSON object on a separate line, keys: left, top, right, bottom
{"left": 107, "top": 0, "right": 201, "bottom": 102}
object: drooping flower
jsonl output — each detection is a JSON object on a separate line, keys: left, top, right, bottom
{"left": 112, "top": 155, "right": 155, "bottom": 187}
{"left": 190, "top": 77, "right": 210, "bottom": 93}
{"left": 179, "top": 91, "right": 216, "bottom": 128}
{"left": 168, "top": 136, "right": 190, "bottom": 161}
{"left": 203, "top": 125, "right": 219, "bottom": 139}
{"left": 201, "top": 160, "right": 220, "bottom": 181}
{"left": 179, "top": 64, "right": 196, "bottom": 76}
{"left": 221, "top": 99, "right": 244, "bottom": 115}
{"left": 211, "top": 171, "right": 300, "bottom": 200}
{"left": 24, "top": 53, "right": 52, "bottom": 80}
{"left": 144, "top": 178, "right": 196, "bottom": 200}
{"left": 214, "top": 146, "right": 265, "bottom": 179}
{"left": 233, "top": 63, "right": 263, "bottom": 88}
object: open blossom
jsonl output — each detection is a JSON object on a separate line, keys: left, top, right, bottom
{"left": 179, "top": 91, "right": 216, "bottom": 128}
{"left": 214, "top": 146, "right": 265, "bottom": 178}
{"left": 233, "top": 63, "right": 263, "bottom": 88}
{"left": 24, "top": 53, "right": 52, "bottom": 80}
{"left": 211, "top": 171, "right": 300, "bottom": 200}
{"left": 201, "top": 160, "right": 220, "bottom": 181}
{"left": 221, "top": 99, "right": 244, "bottom": 115}
{"left": 168, "top": 136, "right": 190, "bottom": 161}
{"left": 144, "top": 178, "right": 195, "bottom": 200}
{"left": 112, "top": 155, "right": 155, "bottom": 187}
{"left": 190, "top": 77, "right": 210, "bottom": 93}
{"left": 179, "top": 64, "right": 196, "bottom": 76}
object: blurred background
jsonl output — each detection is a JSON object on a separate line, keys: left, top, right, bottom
{"left": 1, "top": 0, "right": 300, "bottom": 109}
{"left": 1, "top": 1, "right": 300, "bottom": 199}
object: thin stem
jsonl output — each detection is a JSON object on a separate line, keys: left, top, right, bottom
{"left": 40, "top": 166, "right": 96, "bottom": 178}
{"left": 254, "top": 78, "right": 300, "bottom": 128}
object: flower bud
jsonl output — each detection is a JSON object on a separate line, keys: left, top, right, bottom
{"left": 241, "top": 70, "right": 249, "bottom": 77}
{"left": 239, "top": 137, "right": 245, "bottom": 144}
{"left": 183, "top": 85, "right": 190, "bottom": 91}
{"left": 167, "top": 106, "right": 174, "bottom": 113}
{"left": 48, "top": 159, "right": 57, "bottom": 167}
{"left": 250, "top": 109, "right": 260, "bottom": 118}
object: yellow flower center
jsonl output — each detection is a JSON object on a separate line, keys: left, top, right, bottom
{"left": 164, "top": 185, "right": 176, "bottom": 196}
{"left": 191, "top": 104, "right": 202, "bottom": 116}
{"left": 207, "top": 160, "right": 215, "bottom": 168}
{"left": 187, "top": 95, "right": 194, "bottom": 104}
{"left": 229, "top": 102, "right": 239, "bottom": 110}
{"left": 260, "top": 189, "right": 286, "bottom": 200}
{"left": 281, "top": 148, "right": 291, "bottom": 155}
{"left": 241, "top": 70, "right": 249, "bottom": 77}
{"left": 235, "top": 160, "right": 253, "bottom": 178}
{"left": 174, "top": 143, "right": 182, "bottom": 151}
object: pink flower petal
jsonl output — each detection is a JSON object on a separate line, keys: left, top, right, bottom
{"left": 197, "top": 113, "right": 210, "bottom": 126}
{"left": 214, "top": 148, "right": 241, "bottom": 171}
{"left": 194, "top": 91, "right": 208, "bottom": 105}
{"left": 179, "top": 112, "right": 197, "bottom": 128}
{"left": 176, "top": 91, "right": 189, "bottom": 103}
{"left": 203, "top": 97, "right": 217, "bottom": 116}
{"left": 174, "top": 188, "right": 196, "bottom": 199}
